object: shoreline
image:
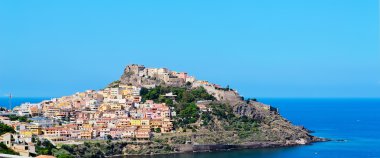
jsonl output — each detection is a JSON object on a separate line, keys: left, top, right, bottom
{"left": 108, "top": 139, "right": 328, "bottom": 157}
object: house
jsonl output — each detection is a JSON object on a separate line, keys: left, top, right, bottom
{"left": 141, "top": 119, "right": 150, "bottom": 129}
{"left": 110, "top": 128, "right": 123, "bottom": 138}
{"left": 0, "top": 133, "right": 36, "bottom": 157}
{"left": 99, "top": 128, "right": 110, "bottom": 138}
{"left": 0, "top": 116, "right": 11, "bottom": 124}
{"left": 44, "top": 127, "right": 65, "bottom": 137}
{"left": 26, "top": 124, "right": 43, "bottom": 135}
{"left": 135, "top": 129, "right": 151, "bottom": 140}
{"left": 130, "top": 119, "right": 141, "bottom": 126}
{"left": 19, "top": 130, "right": 33, "bottom": 137}
{"left": 0, "top": 133, "right": 13, "bottom": 147}
{"left": 110, "top": 88, "right": 120, "bottom": 96}
{"left": 150, "top": 119, "right": 162, "bottom": 128}
{"left": 29, "top": 106, "right": 40, "bottom": 116}
{"left": 80, "top": 131, "right": 92, "bottom": 139}
{"left": 162, "top": 92, "right": 177, "bottom": 100}
{"left": 196, "top": 104, "right": 208, "bottom": 112}
{"left": 162, "top": 118, "right": 173, "bottom": 133}
{"left": 29, "top": 117, "right": 56, "bottom": 128}
{"left": 122, "top": 127, "right": 137, "bottom": 138}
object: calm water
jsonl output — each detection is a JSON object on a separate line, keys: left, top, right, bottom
{"left": 0, "top": 97, "right": 51, "bottom": 109}
{"left": 136, "top": 98, "right": 380, "bottom": 158}
{"left": 1, "top": 98, "right": 379, "bottom": 158}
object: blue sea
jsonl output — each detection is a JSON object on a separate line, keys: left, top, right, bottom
{"left": 1, "top": 98, "right": 379, "bottom": 158}
{"left": 0, "top": 97, "right": 51, "bottom": 109}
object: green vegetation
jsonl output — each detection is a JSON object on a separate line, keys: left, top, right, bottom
{"left": 177, "top": 103, "right": 199, "bottom": 126}
{"left": 106, "top": 135, "right": 112, "bottom": 140}
{"left": 200, "top": 112, "right": 212, "bottom": 126}
{"left": 52, "top": 148, "right": 75, "bottom": 158}
{"left": 154, "top": 128, "right": 161, "bottom": 133}
{"left": 36, "top": 139, "right": 56, "bottom": 155}
{"left": 245, "top": 98, "right": 258, "bottom": 103}
{"left": 140, "top": 86, "right": 214, "bottom": 128}
{"left": 7, "top": 115, "right": 29, "bottom": 122}
{"left": 54, "top": 139, "right": 174, "bottom": 158}
{"left": 0, "top": 142, "right": 18, "bottom": 155}
{"left": 140, "top": 86, "right": 215, "bottom": 106}
{"left": 35, "top": 140, "right": 75, "bottom": 158}
{"left": 140, "top": 86, "right": 260, "bottom": 136}
{"left": 207, "top": 103, "right": 260, "bottom": 138}
{"left": 0, "top": 122, "right": 15, "bottom": 135}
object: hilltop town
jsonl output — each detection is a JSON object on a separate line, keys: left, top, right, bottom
{"left": 0, "top": 64, "right": 323, "bottom": 158}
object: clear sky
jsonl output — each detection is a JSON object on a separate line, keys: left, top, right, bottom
{"left": 0, "top": 0, "right": 379, "bottom": 98}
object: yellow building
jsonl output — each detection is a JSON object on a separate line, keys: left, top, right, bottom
{"left": 27, "top": 125, "right": 43, "bottom": 135}
{"left": 58, "top": 102, "right": 71, "bottom": 107}
{"left": 130, "top": 119, "right": 141, "bottom": 126}
{"left": 83, "top": 124, "right": 93, "bottom": 130}
{"left": 20, "top": 130, "right": 33, "bottom": 137}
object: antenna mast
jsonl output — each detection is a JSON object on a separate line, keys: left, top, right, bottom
{"left": 8, "top": 93, "right": 12, "bottom": 111}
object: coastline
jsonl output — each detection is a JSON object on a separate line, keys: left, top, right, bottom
{"left": 108, "top": 138, "right": 328, "bottom": 157}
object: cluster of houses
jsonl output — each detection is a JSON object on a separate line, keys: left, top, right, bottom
{"left": 4, "top": 84, "right": 180, "bottom": 141}
{"left": 0, "top": 82, "right": 182, "bottom": 156}
{"left": 0, "top": 64, "right": 237, "bottom": 157}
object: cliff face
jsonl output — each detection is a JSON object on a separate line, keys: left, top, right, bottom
{"left": 119, "top": 64, "right": 322, "bottom": 145}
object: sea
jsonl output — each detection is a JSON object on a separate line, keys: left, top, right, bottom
{"left": 1, "top": 98, "right": 379, "bottom": 158}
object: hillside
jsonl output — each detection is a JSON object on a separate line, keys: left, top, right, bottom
{"left": 14, "top": 64, "right": 324, "bottom": 158}
{"left": 106, "top": 64, "right": 323, "bottom": 154}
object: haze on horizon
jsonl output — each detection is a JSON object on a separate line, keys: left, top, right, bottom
{"left": 0, "top": 0, "right": 379, "bottom": 98}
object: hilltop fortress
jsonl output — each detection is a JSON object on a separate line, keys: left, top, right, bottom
{"left": 121, "top": 64, "right": 243, "bottom": 104}
{"left": 120, "top": 64, "right": 195, "bottom": 87}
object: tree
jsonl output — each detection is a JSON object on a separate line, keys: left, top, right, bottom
{"left": 179, "top": 103, "right": 199, "bottom": 124}
{"left": 246, "top": 98, "right": 257, "bottom": 103}
{"left": 140, "top": 87, "right": 149, "bottom": 97}
{"left": 0, "top": 142, "right": 18, "bottom": 155}
{"left": 106, "top": 135, "right": 112, "bottom": 140}
{"left": 18, "top": 116, "right": 28, "bottom": 122}
{"left": 32, "top": 136, "right": 36, "bottom": 143}
{"left": 36, "top": 139, "right": 55, "bottom": 155}
{"left": 7, "top": 115, "right": 28, "bottom": 122}
{"left": 0, "top": 122, "right": 15, "bottom": 135}
{"left": 57, "top": 153, "right": 74, "bottom": 158}
{"left": 154, "top": 128, "right": 161, "bottom": 133}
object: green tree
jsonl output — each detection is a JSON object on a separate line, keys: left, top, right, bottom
{"left": 107, "top": 135, "right": 113, "bottom": 140}
{"left": 36, "top": 139, "right": 55, "bottom": 155}
{"left": 179, "top": 103, "right": 199, "bottom": 124}
{"left": 0, "top": 122, "right": 15, "bottom": 135}
{"left": 0, "top": 142, "right": 18, "bottom": 155}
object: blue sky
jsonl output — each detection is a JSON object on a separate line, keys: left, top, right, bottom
{"left": 0, "top": 0, "right": 379, "bottom": 98}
